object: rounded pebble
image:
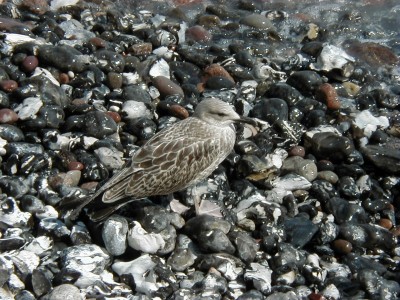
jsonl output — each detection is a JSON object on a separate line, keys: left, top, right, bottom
{"left": 21, "top": 56, "right": 39, "bottom": 73}
{"left": 316, "top": 83, "right": 341, "bottom": 110}
{"left": 332, "top": 239, "right": 353, "bottom": 255}
{"left": 0, "top": 80, "right": 18, "bottom": 92}
{"left": 152, "top": 76, "right": 184, "bottom": 98}
{"left": 0, "top": 108, "right": 18, "bottom": 124}
{"left": 186, "top": 25, "right": 212, "bottom": 42}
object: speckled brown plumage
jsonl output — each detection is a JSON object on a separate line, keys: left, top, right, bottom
{"left": 60, "top": 98, "right": 255, "bottom": 221}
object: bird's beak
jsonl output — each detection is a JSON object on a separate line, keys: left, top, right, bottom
{"left": 235, "top": 116, "right": 257, "bottom": 127}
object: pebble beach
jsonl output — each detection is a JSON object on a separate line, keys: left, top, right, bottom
{"left": 0, "top": 0, "right": 399, "bottom": 299}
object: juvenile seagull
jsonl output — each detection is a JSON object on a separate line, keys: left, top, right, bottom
{"left": 60, "top": 98, "right": 255, "bottom": 222}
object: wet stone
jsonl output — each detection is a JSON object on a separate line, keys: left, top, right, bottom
{"left": 152, "top": 76, "right": 184, "bottom": 98}
{"left": 37, "top": 45, "right": 88, "bottom": 72}
{"left": 240, "top": 14, "right": 276, "bottom": 30}
{"left": 70, "top": 222, "right": 92, "bottom": 245}
{"left": 0, "top": 177, "right": 29, "bottom": 199}
{"left": 168, "top": 248, "right": 196, "bottom": 272}
{"left": 326, "top": 197, "right": 367, "bottom": 224}
{"left": 250, "top": 98, "right": 288, "bottom": 124}
{"left": 332, "top": 239, "right": 353, "bottom": 255}
{"left": 283, "top": 215, "right": 319, "bottom": 248}
{"left": 39, "top": 218, "right": 70, "bottom": 239}
{"left": 107, "top": 72, "right": 123, "bottom": 89}
{"left": 310, "top": 180, "right": 339, "bottom": 204}
{"left": 304, "top": 131, "right": 354, "bottom": 162}
{"left": 346, "top": 41, "right": 399, "bottom": 68}
{"left": 339, "top": 223, "right": 396, "bottom": 251}
{"left": 315, "top": 83, "right": 340, "bottom": 110}
{"left": 21, "top": 55, "right": 38, "bottom": 73}
{"left": 94, "top": 49, "right": 125, "bottom": 73}
{"left": 186, "top": 25, "right": 212, "bottom": 42}
{"left": 122, "top": 85, "right": 152, "bottom": 103}
{"left": 0, "top": 108, "right": 18, "bottom": 124}
{"left": 205, "top": 76, "right": 235, "bottom": 90}
{"left": 229, "top": 231, "right": 259, "bottom": 264}
{"left": 361, "top": 145, "right": 400, "bottom": 174}
{"left": 286, "top": 71, "right": 323, "bottom": 97}
{"left": 265, "top": 82, "right": 303, "bottom": 107}
{"left": 206, "top": 4, "right": 239, "bottom": 20}
{"left": 60, "top": 244, "right": 110, "bottom": 274}
{"left": 317, "top": 170, "right": 339, "bottom": 184}
{"left": 0, "top": 236, "right": 25, "bottom": 251}
{"left": 281, "top": 156, "right": 318, "bottom": 182}
{"left": 31, "top": 269, "right": 51, "bottom": 297}
{"left": 102, "top": 215, "right": 128, "bottom": 256}
{"left": 0, "top": 124, "right": 24, "bottom": 141}
{"left": 83, "top": 111, "right": 118, "bottom": 139}
{"left": 0, "top": 79, "right": 18, "bottom": 92}
{"left": 338, "top": 176, "right": 360, "bottom": 199}
{"left": 358, "top": 270, "right": 400, "bottom": 299}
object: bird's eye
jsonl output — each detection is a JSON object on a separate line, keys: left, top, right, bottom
{"left": 217, "top": 113, "right": 226, "bottom": 117}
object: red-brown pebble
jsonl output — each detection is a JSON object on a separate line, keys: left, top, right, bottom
{"left": 316, "top": 83, "right": 340, "bottom": 110}
{"left": 21, "top": 0, "right": 49, "bottom": 15}
{"left": 186, "top": 25, "right": 212, "bottom": 42}
{"left": 152, "top": 76, "right": 184, "bottom": 98}
{"left": 22, "top": 55, "right": 39, "bottom": 73}
{"left": 332, "top": 239, "right": 353, "bottom": 255}
{"left": 0, "top": 108, "right": 18, "bottom": 124}
{"left": 89, "top": 37, "right": 107, "bottom": 48}
{"left": 106, "top": 111, "right": 121, "bottom": 123}
{"left": 346, "top": 41, "right": 399, "bottom": 67}
{"left": 0, "top": 16, "right": 27, "bottom": 31}
{"left": 203, "top": 64, "right": 235, "bottom": 83}
{"left": 308, "top": 293, "right": 327, "bottom": 300}
{"left": 170, "top": 104, "right": 189, "bottom": 119}
{"left": 0, "top": 80, "right": 18, "bottom": 92}
{"left": 59, "top": 73, "right": 70, "bottom": 84}
{"left": 129, "top": 43, "right": 152, "bottom": 56}
{"left": 288, "top": 145, "right": 305, "bottom": 157}
{"left": 68, "top": 161, "right": 84, "bottom": 171}
{"left": 390, "top": 226, "right": 400, "bottom": 237}
{"left": 378, "top": 218, "right": 393, "bottom": 230}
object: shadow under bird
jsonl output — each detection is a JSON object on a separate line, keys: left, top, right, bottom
{"left": 59, "top": 98, "right": 256, "bottom": 222}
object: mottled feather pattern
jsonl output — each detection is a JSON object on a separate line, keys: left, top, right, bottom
{"left": 103, "top": 117, "right": 235, "bottom": 202}
{"left": 59, "top": 98, "right": 254, "bottom": 221}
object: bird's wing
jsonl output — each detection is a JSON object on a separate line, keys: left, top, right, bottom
{"left": 102, "top": 133, "right": 221, "bottom": 202}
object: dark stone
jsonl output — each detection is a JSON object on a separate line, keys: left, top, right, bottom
{"left": 229, "top": 231, "right": 259, "bottom": 263}
{"left": 126, "top": 117, "right": 157, "bottom": 141}
{"left": 361, "top": 145, "right": 400, "bottom": 174}
{"left": 338, "top": 176, "right": 361, "bottom": 199}
{"left": 0, "top": 124, "right": 24, "bottom": 141}
{"left": 122, "top": 84, "right": 152, "bottom": 103}
{"left": 283, "top": 216, "right": 319, "bottom": 248}
{"left": 326, "top": 197, "right": 367, "bottom": 224}
{"left": 94, "top": 49, "right": 125, "bottom": 73}
{"left": 286, "top": 70, "right": 323, "bottom": 96}
{"left": 339, "top": 223, "right": 397, "bottom": 251}
{"left": 31, "top": 269, "right": 52, "bottom": 297}
{"left": 250, "top": 98, "right": 288, "bottom": 124}
{"left": 84, "top": 111, "right": 118, "bottom": 139}
{"left": 205, "top": 76, "right": 235, "bottom": 90}
{"left": 0, "top": 176, "right": 29, "bottom": 198}
{"left": 37, "top": 45, "right": 88, "bottom": 72}
{"left": 265, "top": 82, "right": 303, "bottom": 106}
